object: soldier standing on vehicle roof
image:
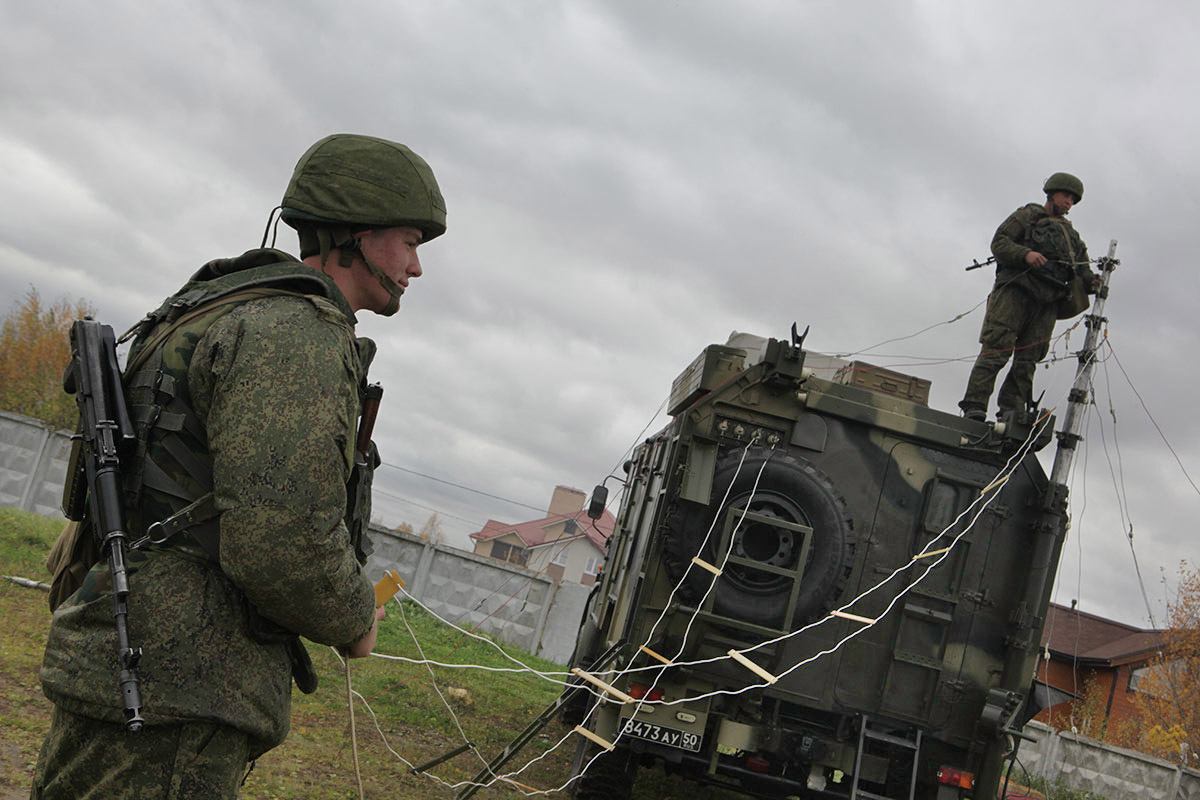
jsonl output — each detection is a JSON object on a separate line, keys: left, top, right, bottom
{"left": 959, "top": 172, "right": 1099, "bottom": 422}
{"left": 32, "top": 134, "right": 447, "bottom": 799}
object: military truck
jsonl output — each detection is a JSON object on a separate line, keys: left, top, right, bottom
{"left": 562, "top": 326, "right": 1076, "bottom": 800}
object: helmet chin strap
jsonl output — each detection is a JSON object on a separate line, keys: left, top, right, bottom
{"left": 358, "top": 250, "right": 405, "bottom": 316}
{"left": 319, "top": 227, "right": 405, "bottom": 316}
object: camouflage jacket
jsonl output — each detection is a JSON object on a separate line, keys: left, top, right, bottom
{"left": 990, "top": 203, "right": 1093, "bottom": 304}
{"left": 40, "top": 250, "right": 377, "bottom": 757}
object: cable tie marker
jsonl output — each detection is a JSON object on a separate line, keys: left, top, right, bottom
{"left": 982, "top": 474, "right": 1009, "bottom": 494}
{"left": 913, "top": 547, "right": 951, "bottom": 560}
{"left": 572, "top": 725, "right": 615, "bottom": 751}
{"left": 374, "top": 570, "right": 405, "bottom": 607}
{"left": 691, "top": 556, "right": 723, "bottom": 576}
{"left": 831, "top": 610, "right": 876, "bottom": 625}
{"left": 501, "top": 777, "right": 544, "bottom": 794}
{"left": 727, "top": 650, "right": 778, "bottom": 684}
{"left": 571, "top": 668, "right": 634, "bottom": 704}
{"left": 639, "top": 645, "right": 675, "bottom": 666}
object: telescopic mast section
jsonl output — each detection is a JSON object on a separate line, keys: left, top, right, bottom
{"left": 979, "top": 240, "right": 1120, "bottom": 792}
{"left": 1048, "top": 239, "right": 1120, "bottom": 486}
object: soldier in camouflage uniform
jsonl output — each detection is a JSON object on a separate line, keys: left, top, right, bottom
{"left": 32, "top": 134, "right": 447, "bottom": 799}
{"left": 959, "top": 173, "right": 1097, "bottom": 421}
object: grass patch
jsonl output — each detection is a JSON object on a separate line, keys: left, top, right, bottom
{"left": 0, "top": 507, "right": 61, "bottom": 576}
{"left": 1, "top": 509, "right": 731, "bottom": 799}
{"left": 1007, "top": 770, "right": 1110, "bottom": 800}
{"left": 0, "top": 508, "right": 59, "bottom": 799}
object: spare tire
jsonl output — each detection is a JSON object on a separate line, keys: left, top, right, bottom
{"left": 663, "top": 449, "right": 854, "bottom": 628}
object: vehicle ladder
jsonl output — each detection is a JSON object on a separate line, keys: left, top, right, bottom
{"left": 849, "top": 715, "right": 922, "bottom": 800}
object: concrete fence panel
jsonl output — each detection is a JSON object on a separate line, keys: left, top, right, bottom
{"left": 1180, "top": 770, "right": 1200, "bottom": 800}
{"left": 0, "top": 410, "right": 72, "bottom": 519}
{"left": 1021, "top": 721, "right": 1200, "bottom": 800}
{"left": 366, "top": 527, "right": 586, "bottom": 665}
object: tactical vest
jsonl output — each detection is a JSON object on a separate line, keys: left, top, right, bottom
{"left": 992, "top": 204, "right": 1086, "bottom": 305}
{"left": 50, "top": 250, "right": 378, "bottom": 643}
{"left": 1027, "top": 212, "right": 1082, "bottom": 284}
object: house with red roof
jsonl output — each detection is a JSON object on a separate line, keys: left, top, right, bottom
{"left": 1032, "top": 601, "right": 1164, "bottom": 735}
{"left": 468, "top": 485, "right": 616, "bottom": 586}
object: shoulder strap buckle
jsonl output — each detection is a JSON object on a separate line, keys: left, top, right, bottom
{"left": 131, "top": 493, "right": 219, "bottom": 551}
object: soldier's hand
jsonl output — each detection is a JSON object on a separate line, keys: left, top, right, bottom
{"left": 342, "top": 606, "right": 387, "bottom": 658}
{"left": 1025, "top": 251, "right": 1048, "bottom": 268}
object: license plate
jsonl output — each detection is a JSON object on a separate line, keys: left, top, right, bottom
{"left": 620, "top": 717, "right": 703, "bottom": 752}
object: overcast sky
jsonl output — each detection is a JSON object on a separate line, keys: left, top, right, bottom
{"left": 1, "top": 1, "right": 1196, "bottom": 629}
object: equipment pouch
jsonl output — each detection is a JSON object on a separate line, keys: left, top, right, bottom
{"left": 1056, "top": 275, "right": 1090, "bottom": 319}
{"left": 244, "top": 600, "right": 319, "bottom": 693}
{"left": 244, "top": 598, "right": 296, "bottom": 644}
{"left": 286, "top": 637, "right": 319, "bottom": 694}
{"left": 45, "top": 519, "right": 101, "bottom": 612}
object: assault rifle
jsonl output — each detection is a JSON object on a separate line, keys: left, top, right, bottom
{"left": 967, "top": 253, "right": 1088, "bottom": 285}
{"left": 61, "top": 318, "right": 145, "bottom": 732}
{"left": 346, "top": 382, "right": 383, "bottom": 565}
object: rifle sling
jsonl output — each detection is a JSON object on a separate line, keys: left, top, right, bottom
{"left": 134, "top": 492, "right": 220, "bottom": 559}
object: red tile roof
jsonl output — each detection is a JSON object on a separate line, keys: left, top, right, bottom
{"left": 468, "top": 508, "right": 615, "bottom": 552}
{"left": 1040, "top": 602, "right": 1164, "bottom": 666}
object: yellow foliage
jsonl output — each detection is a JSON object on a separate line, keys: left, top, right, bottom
{"left": 1128, "top": 563, "right": 1200, "bottom": 761}
{"left": 1142, "top": 724, "right": 1189, "bottom": 760}
{"left": 1068, "top": 674, "right": 1110, "bottom": 739}
{"left": 1064, "top": 673, "right": 1138, "bottom": 749}
{"left": 0, "top": 287, "right": 94, "bottom": 430}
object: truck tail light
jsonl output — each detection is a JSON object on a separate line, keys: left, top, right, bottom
{"left": 627, "top": 683, "right": 664, "bottom": 701}
{"left": 936, "top": 766, "right": 975, "bottom": 789}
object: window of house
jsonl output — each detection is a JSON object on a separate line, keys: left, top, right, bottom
{"left": 585, "top": 555, "right": 603, "bottom": 575}
{"left": 1130, "top": 659, "right": 1177, "bottom": 696}
{"left": 552, "top": 545, "right": 570, "bottom": 566}
{"left": 491, "top": 540, "right": 528, "bottom": 566}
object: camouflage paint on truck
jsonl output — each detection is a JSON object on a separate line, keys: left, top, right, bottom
{"left": 568, "top": 330, "right": 1065, "bottom": 800}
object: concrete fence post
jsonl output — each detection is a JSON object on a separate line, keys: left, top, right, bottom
{"left": 530, "top": 577, "right": 558, "bottom": 656}
{"left": 1042, "top": 731, "right": 1062, "bottom": 782}
{"left": 410, "top": 539, "right": 436, "bottom": 600}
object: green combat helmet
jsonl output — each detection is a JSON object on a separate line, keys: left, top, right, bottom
{"left": 281, "top": 133, "right": 447, "bottom": 315}
{"left": 1043, "top": 171, "right": 1083, "bottom": 203}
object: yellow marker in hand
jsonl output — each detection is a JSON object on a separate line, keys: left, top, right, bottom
{"left": 374, "top": 569, "right": 405, "bottom": 607}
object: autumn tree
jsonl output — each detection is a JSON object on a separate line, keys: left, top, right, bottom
{"left": 0, "top": 287, "right": 94, "bottom": 430}
{"left": 418, "top": 512, "right": 445, "bottom": 545}
{"left": 1127, "top": 563, "right": 1200, "bottom": 765}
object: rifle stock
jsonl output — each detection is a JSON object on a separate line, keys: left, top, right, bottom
{"left": 345, "top": 383, "right": 383, "bottom": 565}
{"left": 356, "top": 383, "right": 383, "bottom": 462}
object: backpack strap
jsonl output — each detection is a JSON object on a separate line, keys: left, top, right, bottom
{"left": 126, "top": 287, "right": 315, "bottom": 375}
{"left": 123, "top": 285, "right": 323, "bottom": 560}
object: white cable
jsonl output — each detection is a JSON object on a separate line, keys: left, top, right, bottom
{"left": 396, "top": 600, "right": 493, "bottom": 772}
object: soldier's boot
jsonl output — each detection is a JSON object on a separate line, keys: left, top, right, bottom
{"left": 959, "top": 402, "right": 987, "bottom": 422}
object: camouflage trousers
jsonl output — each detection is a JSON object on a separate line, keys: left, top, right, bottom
{"left": 960, "top": 283, "right": 1057, "bottom": 414}
{"left": 31, "top": 706, "right": 250, "bottom": 799}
